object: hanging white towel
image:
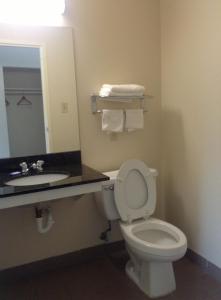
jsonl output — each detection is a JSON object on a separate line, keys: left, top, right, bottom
{"left": 125, "top": 109, "right": 144, "bottom": 132}
{"left": 99, "top": 84, "right": 145, "bottom": 98}
{"left": 102, "top": 109, "right": 124, "bottom": 133}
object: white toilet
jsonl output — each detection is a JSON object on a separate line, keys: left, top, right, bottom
{"left": 95, "top": 160, "right": 187, "bottom": 298}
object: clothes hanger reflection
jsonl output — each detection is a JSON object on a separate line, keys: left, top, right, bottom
{"left": 17, "top": 95, "right": 32, "bottom": 106}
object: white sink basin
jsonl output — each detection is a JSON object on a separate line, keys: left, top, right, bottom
{"left": 5, "top": 173, "right": 69, "bottom": 186}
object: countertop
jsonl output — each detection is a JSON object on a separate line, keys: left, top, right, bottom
{"left": 0, "top": 164, "right": 109, "bottom": 198}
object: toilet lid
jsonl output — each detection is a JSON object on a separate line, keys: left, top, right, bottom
{"left": 114, "top": 160, "right": 156, "bottom": 223}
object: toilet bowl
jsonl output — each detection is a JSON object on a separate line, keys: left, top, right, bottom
{"left": 120, "top": 218, "right": 187, "bottom": 298}
{"left": 94, "top": 160, "right": 187, "bottom": 298}
{"left": 121, "top": 218, "right": 187, "bottom": 261}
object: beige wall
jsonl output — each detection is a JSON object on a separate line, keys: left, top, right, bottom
{"left": 66, "top": 0, "right": 161, "bottom": 171}
{"left": 0, "top": 0, "right": 161, "bottom": 270}
{"left": 161, "top": 0, "right": 221, "bottom": 267}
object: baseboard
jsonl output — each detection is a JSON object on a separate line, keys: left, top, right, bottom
{"left": 186, "top": 248, "right": 221, "bottom": 282}
{"left": 0, "top": 241, "right": 125, "bottom": 285}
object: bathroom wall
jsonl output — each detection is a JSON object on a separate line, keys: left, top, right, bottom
{"left": 161, "top": 0, "right": 221, "bottom": 268}
{"left": 65, "top": 0, "right": 161, "bottom": 171}
{"left": 0, "top": 0, "right": 162, "bottom": 269}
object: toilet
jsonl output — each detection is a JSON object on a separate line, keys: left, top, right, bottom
{"left": 95, "top": 160, "right": 187, "bottom": 298}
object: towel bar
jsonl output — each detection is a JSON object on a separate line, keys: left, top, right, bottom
{"left": 91, "top": 94, "right": 152, "bottom": 114}
{"left": 94, "top": 109, "right": 148, "bottom": 114}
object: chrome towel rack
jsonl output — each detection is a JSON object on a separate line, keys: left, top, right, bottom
{"left": 91, "top": 94, "right": 153, "bottom": 114}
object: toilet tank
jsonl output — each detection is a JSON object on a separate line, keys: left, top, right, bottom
{"left": 94, "top": 168, "right": 158, "bottom": 221}
{"left": 94, "top": 170, "right": 120, "bottom": 221}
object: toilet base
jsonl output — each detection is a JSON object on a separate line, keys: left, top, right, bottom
{"left": 126, "top": 259, "right": 176, "bottom": 298}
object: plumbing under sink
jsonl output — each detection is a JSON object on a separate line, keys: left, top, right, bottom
{"left": 5, "top": 173, "right": 69, "bottom": 186}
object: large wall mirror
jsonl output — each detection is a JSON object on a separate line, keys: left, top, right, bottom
{"left": 0, "top": 25, "right": 80, "bottom": 159}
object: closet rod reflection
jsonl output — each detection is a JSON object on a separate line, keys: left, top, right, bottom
{"left": 5, "top": 88, "right": 42, "bottom": 95}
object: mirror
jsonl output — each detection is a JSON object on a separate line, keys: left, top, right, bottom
{"left": 0, "top": 25, "right": 80, "bottom": 159}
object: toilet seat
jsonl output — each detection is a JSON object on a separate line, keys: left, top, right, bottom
{"left": 114, "top": 159, "right": 187, "bottom": 260}
{"left": 120, "top": 218, "right": 187, "bottom": 259}
{"left": 114, "top": 160, "right": 156, "bottom": 223}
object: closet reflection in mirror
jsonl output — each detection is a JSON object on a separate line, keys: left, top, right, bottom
{"left": 1, "top": 46, "right": 47, "bottom": 158}
{"left": 0, "top": 26, "right": 80, "bottom": 159}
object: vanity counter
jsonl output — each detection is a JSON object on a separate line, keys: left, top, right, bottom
{"left": 0, "top": 164, "right": 109, "bottom": 198}
{"left": 0, "top": 152, "right": 109, "bottom": 209}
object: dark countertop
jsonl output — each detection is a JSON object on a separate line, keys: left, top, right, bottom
{"left": 0, "top": 164, "right": 109, "bottom": 198}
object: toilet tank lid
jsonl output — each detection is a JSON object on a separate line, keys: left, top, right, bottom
{"left": 103, "top": 170, "right": 119, "bottom": 180}
{"left": 103, "top": 168, "right": 158, "bottom": 181}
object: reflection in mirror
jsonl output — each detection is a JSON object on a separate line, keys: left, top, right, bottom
{"left": 0, "top": 46, "right": 47, "bottom": 158}
{"left": 0, "top": 26, "right": 80, "bottom": 159}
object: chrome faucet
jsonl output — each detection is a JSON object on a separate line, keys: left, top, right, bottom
{"left": 19, "top": 162, "right": 29, "bottom": 174}
{"left": 20, "top": 160, "right": 45, "bottom": 174}
{"left": 30, "top": 160, "right": 45, "bottom": 172}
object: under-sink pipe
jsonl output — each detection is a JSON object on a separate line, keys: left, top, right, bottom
{"left": 35, "top": 207, "right": 55, "bottom": 234}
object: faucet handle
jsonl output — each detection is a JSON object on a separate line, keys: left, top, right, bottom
{"left": 30, "top": 163, "right": 37, "bottom": 170}
{"left": 36, "top": 160, "right": 44, "bottom": 171}
{"left": 19, "top": 162, "right": 29, "bottom": 174}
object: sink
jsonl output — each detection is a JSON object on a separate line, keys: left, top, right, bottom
{"left": 5, "top": 173, "right": 69, "bottom": 186}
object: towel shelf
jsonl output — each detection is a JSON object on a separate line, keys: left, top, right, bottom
{"left": 91, "top": 94, "right": 152, "bottom": 114}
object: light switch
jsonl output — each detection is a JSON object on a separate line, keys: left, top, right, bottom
{"left": 61, "top": 102, "right": 68, "bottom": 113}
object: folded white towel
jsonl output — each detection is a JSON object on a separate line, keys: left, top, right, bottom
{"left": 103, "top": 84, "right": 145, "bottom": 94}
{"left": 102, "top": 109, "right": 124, "bottom": 133}
{"left": 125, "top": 109, "right": 144, "bottom": 132}
{"left": 99, "top": 84, "right": 145, "bottom": 98}
{"left": 99, "top": 90, "right": 144, "bottom": 98}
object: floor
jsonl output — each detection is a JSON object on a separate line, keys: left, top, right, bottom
{"left": 0, "top": 255, "right": 221, "bottom": 300}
